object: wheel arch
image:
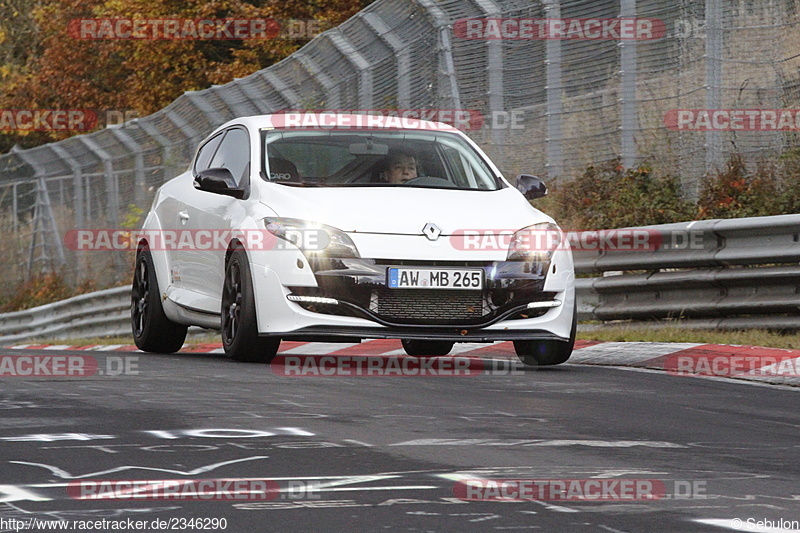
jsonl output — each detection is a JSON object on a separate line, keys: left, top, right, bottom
{"left": 135, "top": 211, "right": 172, "bottom": 318}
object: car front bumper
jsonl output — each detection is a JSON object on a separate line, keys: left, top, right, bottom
{"left": 251, "top": 250, "right": 575, "bottom": 342}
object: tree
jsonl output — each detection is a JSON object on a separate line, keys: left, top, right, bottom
{"left": 0, "top": 0, "right": 376, "bottom": 152}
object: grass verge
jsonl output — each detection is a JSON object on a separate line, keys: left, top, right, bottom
{"left": 578, "top": 327, "right": 800, "bottom": 350}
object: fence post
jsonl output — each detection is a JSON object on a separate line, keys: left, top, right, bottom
{"left": 212, "top": 82, "right": 261, "bottom": 116}
{"left": 473, "top": 1, "right": 504, "bottom": 162}
{"left": 295, "top": 52, "right": 342, "bottom": 109}
{"left": 705, "top": 0, "right": 723, "bottom": 175}
{"left": 78, "top": 137, "right": 119, "bottom": 229}
{"left": 544, "top": 0, "right": 564, "bottom": 178}
{"left": 362, "top": 13, "right": 412, "bottom": 108}
{"left": 184, "top": 91, "right": 230, "bottom": 129}
{"left": 110, "top": 128, "right": 147, "bottom": 208}
{"left": 236, "top": 78, "right": 276, "bottom": 114}
{"left": 27, "top": 177, "right": 66, "bottom": 277}
{"left": 49, "top": 145, "right": 84, "bottom": 229}
{"left": 328, "top": 31, "right": 373, "bottom": 108}
{"left": 620, "top": 0, "right": 638, "bottom": 169}
{"left": 165, "top": 109, "right": 202, "bottom": 165}
{"left": 438, "top": 27, "right": 463, "bottom": 110}
{"left": 415, "top": 0, "right": 460, "bottom": 110}
{"left": 261, "top": 71, "right": 303, "bottom": 110}
{"left": 137, "top": 119, "right": 177, "bottom": 183}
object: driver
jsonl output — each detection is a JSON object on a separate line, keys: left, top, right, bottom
{"left": 383, "top": 150, "right": 417, "bottom": 184}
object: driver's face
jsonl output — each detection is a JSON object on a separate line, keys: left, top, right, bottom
{"left": 386, "top": 155, "right": 417, "bottom": 183}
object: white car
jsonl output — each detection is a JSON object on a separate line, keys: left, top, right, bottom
{"left": 130, "top": 113, "right": 576, "bottom": 365}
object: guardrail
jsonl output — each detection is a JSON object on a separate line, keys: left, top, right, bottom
{"left": 1, "top": 214, "right": 797, "bottom": 343}
{"left": 0, "top": 286, "right": 130, "bottom": 344}
{"left": 573, "top": 214, "right": 800, "bottom": 329}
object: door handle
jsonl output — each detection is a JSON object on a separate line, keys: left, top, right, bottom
{"left": 178, "top": 211, "right": 190, "bottom": 220}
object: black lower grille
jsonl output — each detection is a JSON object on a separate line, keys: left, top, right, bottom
{"left": 370, "top": 288, "right": 487, "bottom": 321}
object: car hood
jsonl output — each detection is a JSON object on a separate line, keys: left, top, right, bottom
{"left": 259, "top": 184, "right": 552, "bottom": 235}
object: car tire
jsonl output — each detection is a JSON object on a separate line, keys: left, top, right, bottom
{"left": 513, "top": 302, "right": 576, "bottom": 367}
{"left": 131, "top": 247, "right": 188, "bottom": 353}
{"left": 401, "top": 339, "right": 454, "bottom": 357}
{"left": 222, "top": 247, "right": 280, "bottom": 363}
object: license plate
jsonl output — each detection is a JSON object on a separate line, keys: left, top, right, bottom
{"left": 387, "top": 268, "right": 483, "bottom": 290}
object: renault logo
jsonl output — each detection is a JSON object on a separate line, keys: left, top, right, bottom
{"left": 422, "top": 223, "right": 442, "bottom": 241}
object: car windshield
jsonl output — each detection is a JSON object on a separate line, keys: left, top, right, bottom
{"left": 260, "top": 130, "right": 502, "bottom": 190}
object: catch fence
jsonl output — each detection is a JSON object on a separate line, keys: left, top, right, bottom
{"left": 0, "top": 0, "right": 797, "bottom": 288}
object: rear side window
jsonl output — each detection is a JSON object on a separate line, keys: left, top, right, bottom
{"left": 209, "top": 128, "right": 251, "bottom": 185}
{"left": 193, "top": 133, "right": 224, "bottom": 174}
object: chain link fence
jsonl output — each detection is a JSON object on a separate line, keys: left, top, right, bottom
{"left": 0, "top": 0, "right": 797, "bottom": 292}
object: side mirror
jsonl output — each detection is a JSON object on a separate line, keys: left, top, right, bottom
{"left": 194, "top": 168, "right": 246, "bottom": 199}
{"left": 516, "top": 174, "right": 547, "bottom": 200}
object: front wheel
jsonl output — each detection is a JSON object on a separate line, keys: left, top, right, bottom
{"left": 514, "top": 302, "right": 576, "bottom": 367}
{"left": 401, "top": 339, "right": 454, "bottom": 357}
{"left": 131, "top": 247, "right": 187, "bottom": 353}
{"left": 221, "top": 247, "right": 280, "bottom": 363}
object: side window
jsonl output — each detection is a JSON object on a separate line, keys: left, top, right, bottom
{"left": 193, "top": 133, "right": 224, "bottom": 174}
{"left": 209, "top": 128, "right": 250, "bottom": 185}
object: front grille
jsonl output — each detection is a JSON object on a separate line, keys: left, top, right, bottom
{"left": 370, "top": 288, "right": 487, "bottom": 321}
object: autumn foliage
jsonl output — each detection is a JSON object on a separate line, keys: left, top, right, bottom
{"left": 0, "top": 0, "right": 375, "bottom": 152}
{"left": 542, "top": 150, "right": 800, "bottom": 231}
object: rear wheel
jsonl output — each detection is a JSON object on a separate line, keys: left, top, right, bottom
{"left": 514, "top": 303, "right": 576, "bottom": 367}
{"left": 401, "top": 339, "right": 454, "bottom": 357}
{"left": 131, "top": 247, "right": 187, "bottom": 353}
{"left": 222, "top": 247, "right": 280, "bottom": 363}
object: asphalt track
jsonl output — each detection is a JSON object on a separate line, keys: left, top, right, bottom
{"left": 0, "top": 340, "right": 799, "bottom": 533}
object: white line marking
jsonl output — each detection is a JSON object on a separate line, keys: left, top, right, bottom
{"left": 342, "top": 439, "right": 374, "bottom": 447}
{"left": 95, "top": 345, "right": 127, "bottom": 351}
{"left": 286, "top": 486, "right": 437, "bottom": 493}
{"left": 380, "top": 349, "right": 406, "bottom": 356}
{"left": 13, "top": 456, "right": 270, "bottom": 479}
{"left": 394, "top": 438, "right": 686, "bottom": 448}
{"left": 29, "top": 475, "right": 400, "bottom": 488}
{"left": 610, "top": 365, "right": 800, "bottom": 391}
{"left": 569, "top": 342, "right": 702, "bottom": 364}
{"left": 449, "top": 343, "right": 497, "bottom": 354}
{"left": 280, "top": 343, "right": 359, "bottom": 355}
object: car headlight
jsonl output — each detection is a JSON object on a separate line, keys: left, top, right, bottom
{"left": 507, "top": 222, "right": 564, "bottom": 262}
{"left": 264, "top": 218, "right": 360, "bottom": 258}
